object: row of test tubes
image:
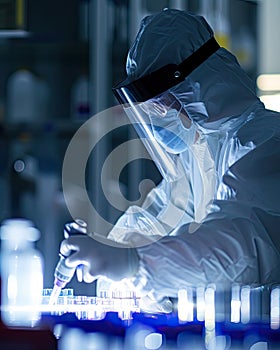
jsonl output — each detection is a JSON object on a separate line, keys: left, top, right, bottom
{"left": 41, "top": 285, "right": 280, "bottom": 350}
{"left": 177, "top": 283, "right": 280, "bottom": 329}
{"left": 41, "top": 288, "right": 140, "bottom": 321}
{"left": 41, "top": 283, "right": 280, "bottom": 327}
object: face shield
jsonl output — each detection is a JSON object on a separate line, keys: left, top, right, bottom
{"left": 113, "top": 37, "right": 219, "bottom": 182}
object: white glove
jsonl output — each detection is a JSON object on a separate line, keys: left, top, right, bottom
{"left": 139, "top": 294, "right": 173, "bottom": 314}
{"left": 60, "top": 234, "right": 139, "bottom": 283}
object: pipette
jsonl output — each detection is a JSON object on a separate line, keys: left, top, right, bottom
{"left": 49, "top": 219, "right": 87, "bottom": 305}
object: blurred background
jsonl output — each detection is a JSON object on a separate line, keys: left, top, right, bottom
{"left": 0, "top": 0, "right": 279, "bottom": 295}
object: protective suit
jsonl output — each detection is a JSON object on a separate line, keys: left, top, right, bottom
{"left": 109, "top": 9, "right": 280, "bottom": 299}
{"left": 62, "top": 9, "right": 280, "bottom": 312}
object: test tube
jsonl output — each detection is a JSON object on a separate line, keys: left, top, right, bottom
{"left": 231, "top": 284, "right": 241, "bottom": 323}
{"left": 178, "top": 287, "right": 194, "bottom": 323}
{"left": 270, "top": 285, "right": 280, "bottom": 330}
{"left": 73, "top": 296, "right": 89, "bottom": 320}
{"left": 196, "top": 285, "right": 206, "bottom": 322}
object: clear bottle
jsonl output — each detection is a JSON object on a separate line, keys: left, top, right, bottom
{"left": 6, "top": 69, "right": 39, "bottom": 123}
{"left": 70, "top": 75, "right": 91, "bottom": 122}
{"left": 0, "top": 218, "right": 44, "bottom": 327}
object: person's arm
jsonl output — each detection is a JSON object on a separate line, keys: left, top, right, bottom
{"left": 131, "top": 131, "right": 280, "bottom": 299}
{"left": 131, "top": 211, "right": 269, "bottom": 299}
{"left": 108, "top": 173, "right": 194, "bottom": 244}
{"left": 60, "top": 122, "right": 280, "bottom": 313}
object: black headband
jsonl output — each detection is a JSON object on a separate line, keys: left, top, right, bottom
{"left": 113, "top": 37, "right": 220, "bottom": 104}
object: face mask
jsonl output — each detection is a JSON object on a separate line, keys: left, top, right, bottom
{"left": 151, "top": 109, "right": 197, "bottom": 154}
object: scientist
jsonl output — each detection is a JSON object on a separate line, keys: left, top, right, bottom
{"left": 61, "top": 9, "right": 280, "bottom": 311}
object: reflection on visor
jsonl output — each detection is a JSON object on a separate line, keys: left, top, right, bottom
{"left": 123, "top": 102, "right": 185, "bottom": 182}
{"left": 143, "top": 92, "right": 182, "bottom": 117}
{"left": 152, "top": 126, "right": 189, "bottom": 154}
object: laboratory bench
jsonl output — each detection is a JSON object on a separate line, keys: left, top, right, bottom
{"left": 1, "top": 310, "right": 280, "bottom": 350}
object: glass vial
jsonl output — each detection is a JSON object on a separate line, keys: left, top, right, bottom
{"left": 0, "top": 218, "right": 44, "bottom": 327}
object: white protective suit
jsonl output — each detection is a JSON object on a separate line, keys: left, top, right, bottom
{"left": 108, "top": 9, "right": 280, "bottom": 303}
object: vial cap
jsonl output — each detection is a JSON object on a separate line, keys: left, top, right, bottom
{"left": 0, "top": 218, "right": 40, "bottom": 242}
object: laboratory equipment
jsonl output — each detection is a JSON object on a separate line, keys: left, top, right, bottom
{"left": 6, "top": 69, "right": 41, "bottom": 123}
{"left": 49, "top": 219, "right": 87, "bottom": 305}
{"left": 71, "top": 74, "right": 91, "bottom": 121}
{"left": 42, "top": 287, "right": 140, "bottom": 321}
{"left": 1, "top": 281, "right": 278, "bottom": 348}
{"left": 0, "top": 218, "right": 44, "bottom": 327}
{"left": 36, "top": 283, "right": 280, "bottom": 349}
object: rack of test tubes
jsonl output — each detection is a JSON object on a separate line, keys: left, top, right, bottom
{"left": 38, "top": 283, "right": 280, "bottom": 350}
{"left": 41, "top": 283, "right": 280, "bottom": 327}
{"left": 41, "top": 288, "right": 141, "bottom": 321}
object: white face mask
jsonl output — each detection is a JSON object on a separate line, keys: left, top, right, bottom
{"left": 151, "top": 109, "right": 197, "bottom": 154}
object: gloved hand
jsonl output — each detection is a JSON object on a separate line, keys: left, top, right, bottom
{"left": 139, "top": 294, "right": 173, "bottom": 314}
{"left": 60, "top": 234, "right": 139, "bottom": 283}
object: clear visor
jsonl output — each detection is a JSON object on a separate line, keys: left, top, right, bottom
{"left": 113, "top": 37, "right": 220, "bottom": 182}
{"left": 121, "top": 87, "right": 186, "bottom": 182}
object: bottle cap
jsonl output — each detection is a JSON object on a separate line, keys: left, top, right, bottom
{"left": 0, "top": 218, "right": 40, "bottom": 242}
